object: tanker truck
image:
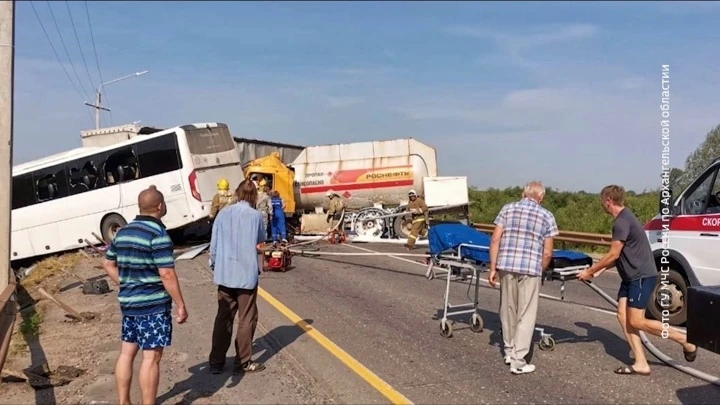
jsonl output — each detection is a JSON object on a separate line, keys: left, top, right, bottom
{"left": 243, "top": 138, "right": 470, "bottom": 241}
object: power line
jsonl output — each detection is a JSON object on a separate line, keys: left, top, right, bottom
{"left": 45, "top": 1, "right": 91, "bottom": 101}
{"left": 84, "top": 1, "right": 113, "bottom": 126}
{"left": 29, "top": 1, "right": 86, "bottom": 102}
{"left": 65, "top": 1, "right": 96, "bottom": 91}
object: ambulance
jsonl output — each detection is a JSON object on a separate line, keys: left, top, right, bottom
{"left": 644, "top": 157, "right": 720, "bottom": 326}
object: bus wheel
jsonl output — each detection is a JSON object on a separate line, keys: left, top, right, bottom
{"left": 101, "top": 214, "right": 127, "bottom": 242}
{"left": 647, "top": 268, "right": 687, "bottom": 326}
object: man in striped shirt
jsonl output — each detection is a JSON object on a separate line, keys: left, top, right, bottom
{"left": 103, "top": 185, "right": 188, "bottom": 405}
{"left": 488, "top": 181, "right": 558, "bottom": 375}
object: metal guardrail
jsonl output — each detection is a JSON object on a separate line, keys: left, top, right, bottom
{"left": 472, "top": 223, "right": 612, "bottom": 247}
{"left": 0, "top": 268, "right": 18, "bottom": 375}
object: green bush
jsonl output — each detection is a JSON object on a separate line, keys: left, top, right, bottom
{"left": 469, "top": 187, "right": 658, "bottom": 235}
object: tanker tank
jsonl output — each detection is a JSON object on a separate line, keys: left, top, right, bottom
{"left": 289, "top": 138, "right": 438, "bottom": 212}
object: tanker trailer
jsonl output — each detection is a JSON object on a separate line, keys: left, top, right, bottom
{"left": 291, "top": 138, "right": 444, "bottom": 239}
{"left": 244, "top": 138, "right": 468, "bottom": 240}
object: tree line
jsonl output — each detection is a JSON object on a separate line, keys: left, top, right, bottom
{"left": 467, "top": 123, "right": 720, "bottom": 239}
{"left": 468, "top": 186, "right": 657, "bottom": 235}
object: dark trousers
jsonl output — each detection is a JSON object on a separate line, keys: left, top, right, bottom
{"left": 209, "top": 285, "right": 258, "bottom": 368}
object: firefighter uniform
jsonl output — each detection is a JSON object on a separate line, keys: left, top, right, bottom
{"left": 209, "top": 178, "right": 237, "bottom": 219}
{"left": 256, "top": 180, "right": 272, "bottom": 240}
{"left": 405, "top": 189, "right": 428, "bottom": 249}
{"left": 326, "top": 190, "right": 346, "bottom": 231}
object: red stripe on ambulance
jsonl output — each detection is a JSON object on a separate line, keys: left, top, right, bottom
{"left": 644, "top": 214, "right": 720, "bottom": 231}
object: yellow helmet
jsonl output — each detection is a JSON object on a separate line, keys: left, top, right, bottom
{"left": 259, "top": 178, "right": 267, "bottom": 187}
{"left": 217, "top": 178, "right": 229, "bottom": 191}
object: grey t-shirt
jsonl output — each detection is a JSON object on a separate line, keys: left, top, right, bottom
{"left": 612, "top": 208, "right": 657, "bottom": 281}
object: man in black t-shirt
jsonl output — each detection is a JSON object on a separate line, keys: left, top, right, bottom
{"left": 578, "top": 185, "right": 697, "bottom": 376}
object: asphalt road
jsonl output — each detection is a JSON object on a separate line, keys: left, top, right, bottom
{"left": 238, "top": 241, "right": 720, "bottom": 404}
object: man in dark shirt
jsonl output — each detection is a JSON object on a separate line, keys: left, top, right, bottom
{"left": 578, "top": 185, "right": 697, "bottom": 376}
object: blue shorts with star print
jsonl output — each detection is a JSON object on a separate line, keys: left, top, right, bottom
{"left": 121, "top": 311, "right": 173, "bottom": 350}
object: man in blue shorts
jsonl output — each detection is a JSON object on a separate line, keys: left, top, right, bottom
{"left": 578, "top": 185, "right": 696, "bottom": 376}
{"left": 103, "top": 185, "right": 188, "bottom": 405}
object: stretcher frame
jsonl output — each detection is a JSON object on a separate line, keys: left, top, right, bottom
{"left": 425, "top": 244, "right": 591, "bottom": 351}
{"left": 425, "top": 243, "right": 488, "bottom": 339}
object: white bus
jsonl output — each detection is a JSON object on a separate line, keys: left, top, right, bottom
{"left": 11, "top": 122, "right": 244, "bottom": 261}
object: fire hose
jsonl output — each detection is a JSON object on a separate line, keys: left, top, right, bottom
{"left": 284, "top": 209, "right": 347, "bottom": 249}
{"left": 582, "top": 279, "right": 720, "bottom": 386}
{"left": 280, "top": 241, "right": 720, "bottom": 386}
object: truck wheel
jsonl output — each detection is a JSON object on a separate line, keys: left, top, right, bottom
{"left": 647, "top": 268, "right": 687, "bottom": 326}
{"left": 393, "top": 211, "right": 412, "bottom": 239}
{"left": 101, "top": 214, "right": 127, "bottom": 243}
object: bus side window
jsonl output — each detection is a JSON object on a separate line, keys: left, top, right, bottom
{"left": 12, "top": 174, "right": 36, "bottom": 209}
{"left": 33, "top": 164, "right": 69, "bottom": 203}
{"left": 68, "top": 158, "right": 103, "bottom": 195}
{"left": 136, "top": 133, "right": 182, "bottom": 177}
{"left": 104, "top": 147, "right": 140, "bottom": 184}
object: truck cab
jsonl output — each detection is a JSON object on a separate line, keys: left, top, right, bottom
{"left": 644, "top": 157, "right": 720, "bottom": 326}
{"left": 244, "top": 152, "right": 296, "bottom": 214}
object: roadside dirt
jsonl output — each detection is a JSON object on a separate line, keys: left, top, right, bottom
{"left": 1, "top": 251, "right": 126, "bottom": 405}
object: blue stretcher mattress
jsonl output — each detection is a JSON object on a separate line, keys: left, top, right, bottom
{"left": 428, "top": 223, "right": 593, "bottom": 268}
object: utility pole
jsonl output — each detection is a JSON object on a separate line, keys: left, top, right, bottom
{"left": 85, "top": 70, "right": 148, "bottom": 130}
{"left": 85, "top": 91, "right": 110, "bottom": 131}
{"left": 0, "top": 0, "right": 14, "bottom": 294}
{"left": 0, "top": 0, "right": 15, "bottom": 376}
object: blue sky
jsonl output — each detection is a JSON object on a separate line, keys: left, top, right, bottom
{"left": 13, "top": 1, "right": 720, "bottom": 192}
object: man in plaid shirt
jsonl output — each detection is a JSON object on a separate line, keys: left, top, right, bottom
{"left": 489, "top": 181, "right": 559, "bottom": 375}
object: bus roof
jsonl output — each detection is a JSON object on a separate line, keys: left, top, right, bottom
{"left": 13, "top": 146, "right": 102, "bottom": 175}
{"left": 12, "top": 122, "right": 227, "bottom": 176}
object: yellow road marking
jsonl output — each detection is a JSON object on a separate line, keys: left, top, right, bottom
{"left": 258, "top": 287, "right": 413, "bottom": 405}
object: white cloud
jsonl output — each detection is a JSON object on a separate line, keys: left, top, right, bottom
{"left": 452, "top": 24, "right": 599, "bottom": 73}
{"left": 327, "top": 96, "right": 365, "bottom": 108}
{"left": 448, "top": 23, "right": 598, "bottom": 47}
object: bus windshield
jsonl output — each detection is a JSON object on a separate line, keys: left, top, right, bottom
{"left": 185, "top": 125, "right": 236, "bottom": 155}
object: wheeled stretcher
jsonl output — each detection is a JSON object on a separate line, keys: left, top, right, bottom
{"left": 424, "top": 223, "right": 593, "bottom": 350}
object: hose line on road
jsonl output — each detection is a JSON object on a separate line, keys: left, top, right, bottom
{"left": 583, "top": 279, "right": 720, "bottom": 387}
{"left": 285, "top": 210, "right": 346, "bottom": 248}
{"left": 289, "top": 248, "right": 428, "bottom": 258}
{"left": 287, "top": 243, "right": 720, "bottom": 387}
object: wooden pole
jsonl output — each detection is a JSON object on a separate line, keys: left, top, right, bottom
{"left": 37, "top": 288, "right": 85, "bottom": 321}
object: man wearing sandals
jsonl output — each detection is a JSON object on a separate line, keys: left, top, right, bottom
{"left": 578, "top": 185, "right": 697, "bottom": 375}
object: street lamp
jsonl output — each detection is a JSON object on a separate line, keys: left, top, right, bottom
{"left": 84, "top": 70, "right": 148, "bottom": 130}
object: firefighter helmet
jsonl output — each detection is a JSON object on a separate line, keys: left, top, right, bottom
{"left": 217, "top": 178, "right": 230, "bottom": 191}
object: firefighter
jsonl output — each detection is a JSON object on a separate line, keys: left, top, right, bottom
{"left": 326, "top": 190, "right": 346, "bottom": 237}
{"left": 209, "top": 178, "right": 237, "bottom": 219}
{"left": 270, "top": 190, "right": 287, "bottom": 245}
{"left": 250, "top": 174, "right": 260, "bottom": 189}
{"left": 404, "top": 189, "right": 429, "bottom": 250}
{"left": 256, "top": 181, "right": 272, "bottom": 240}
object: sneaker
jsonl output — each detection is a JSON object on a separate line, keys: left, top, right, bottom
{"left": 504, "top": 356, "right": 511, "bottom": 365}
{"left": 209, "top": 366, "right": 223, "bottom": 375}
{"left": 511, "top": 364, "right": 535, "bottom": 375}
{"left": 233, "top": 360, "right": 266, "bottom": 375}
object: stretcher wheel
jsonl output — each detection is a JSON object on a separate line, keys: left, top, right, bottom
{"left": 440, "top": 321, "right": 453, "bottom": 338}
{"left": 470, "top": 313, "right": 483, "bottom": 333}
{"left": 538, "top": 336, "right": 555, "bottom": 351}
